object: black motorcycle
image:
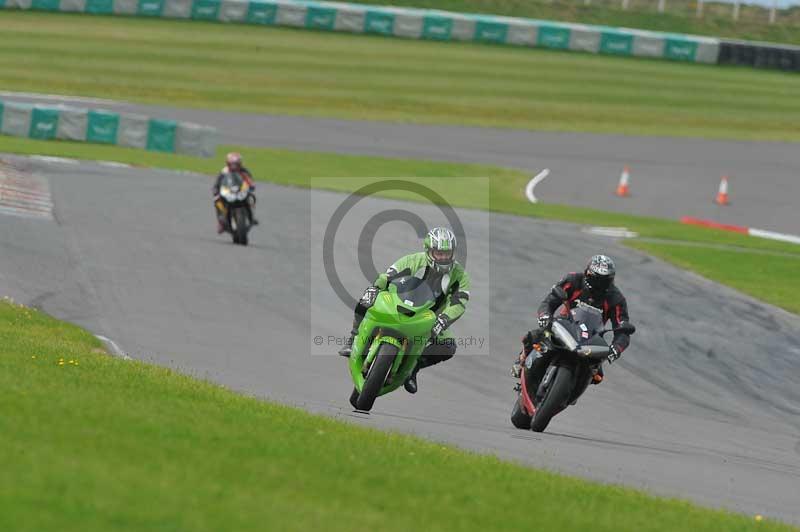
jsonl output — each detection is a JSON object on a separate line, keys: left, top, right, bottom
{"left": 511, "top": 294, "right": 635, "bottom": 433}
{"left": 216, "top": 172, "right": 255, "bottom": 246}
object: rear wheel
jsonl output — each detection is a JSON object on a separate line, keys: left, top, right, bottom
{"left": 510, "top": 395, "right": 532, "bottom": 429}
{"left": 530, "top": 365, "right": 574, "bottom": 433}
{"left": 356, "top": 343, "right": 397, "bottom": 412}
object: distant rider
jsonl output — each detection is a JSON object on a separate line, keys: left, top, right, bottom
{"left": 338, "top": 227, "right": 471, "bottom": 394}
{"left": 213, "top": 152, "right": 258, "bottom": 233}
{"left": 512, "top": 254, "right": 632, "bottom": 387}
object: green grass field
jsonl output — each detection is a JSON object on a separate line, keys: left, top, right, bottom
{"left": 2, "top": 12, "right": 800, "bottom": 141}
{"left": 3, "top": 136, "right": 799, "bottom": 313}
{"left": 0, "top": 299, "right": 793, "bottom": 532}
{"left": 355, "top": 0, "right": 800, "bottom": 45}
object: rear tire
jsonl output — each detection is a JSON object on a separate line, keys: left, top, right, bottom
{"left": 530, "top": 365, "right": 574, "bottom": 433}
{"left": 510, "top": 395, "right": 532, "bottom": 429}
{"left": 356, "top": 343, "right": 397, "bottom": 412}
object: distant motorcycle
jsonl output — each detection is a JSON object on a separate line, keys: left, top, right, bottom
{"left": 511, "top": 296, "right": 635, "bottom": 432}
{"left": 216, "top": 172, "right": 255, "bottom": 246}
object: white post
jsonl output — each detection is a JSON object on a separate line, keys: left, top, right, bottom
{"left": 584, "top": 0, "right": 591, "bottom": 5}
{"left": 658, "top": 0, "right": 666, "bottom": 12}
{"left": 622, "top": 0, "right": 629, "bottom": 10}
{"left": 732, "top": 0, "right": 740, "bottom": 21}
{"left": 696, "top": 0, "right": 704, "bottom": 17}
{"left": 769, "top": 0, "right": 777, "bottom": 24}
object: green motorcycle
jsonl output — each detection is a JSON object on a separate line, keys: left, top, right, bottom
{"left": 348, "top": 275, "right": 439, "bottom": 411}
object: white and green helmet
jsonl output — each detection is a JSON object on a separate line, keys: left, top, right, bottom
{"left": 424, "top": 227, "right": 457, "bottom": 274}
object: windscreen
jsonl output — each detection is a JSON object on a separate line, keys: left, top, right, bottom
{"left": 570, "top": 302, "right": 605, "bottom": 336}
{"left": 390, "top": 276, "right": 436, "bottom": 308}
{"left": 222, "top": 172, "right": 244, "bottom": 188}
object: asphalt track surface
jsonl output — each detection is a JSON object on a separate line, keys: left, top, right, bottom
{"left": 6, "top": 93, "right": 800, "bottom": 234}
{"left": 1, "top": 155, "right": 799, "bottom": 524}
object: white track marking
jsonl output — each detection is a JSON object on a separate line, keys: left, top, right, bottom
{"left": 30, "top": 155, "right": 79, "bottom": 165}
{"left": 97, "top": 161, "right": 133, "bottom": 168}
{"left": 748, "top": 228, "right": 800, "bottom": 246}
{"left": 525, "top": 169, "right": 550, "bottom": 203}
{"left": 95, "top": 334, "right": 131, "bottom": 360}
{"left": 0, "top": 163, "right": 54, "bottom": 220}
{"left": 584, "top": 226, "right": 639, "bottom": 238}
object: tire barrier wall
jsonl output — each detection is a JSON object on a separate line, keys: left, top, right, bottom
{"left": 0, "top": 100, "right": 218, "bottom": 157}
{"left": 0, "top": 0, "right": 722, "bottom": 65}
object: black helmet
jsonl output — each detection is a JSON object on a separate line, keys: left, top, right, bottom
{"left": 584, "top": 255, "right": 615, "bottom": 294}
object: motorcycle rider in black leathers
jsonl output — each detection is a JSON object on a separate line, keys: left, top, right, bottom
{"left": 512, "top": 255, "right": 632, "bottom": 387}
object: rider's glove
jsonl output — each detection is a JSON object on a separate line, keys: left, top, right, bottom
{"left": 360, "top": 285, "right": 380, "bottom": 307}
{"left": 431, "top": 314, "right": 450, "bottom": 338}
{"left": 521, "top": 331, "right": 536, "bottom": 353}
{"left": 537, "top": 313, "right": 551, "bottom": 329}
{"left": 607, "top": 345, "right": 622, "bottom": 364}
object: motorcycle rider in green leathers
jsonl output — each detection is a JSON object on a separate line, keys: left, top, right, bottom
{"left": 339, "top": 227, "right": 471, "bottom": 394}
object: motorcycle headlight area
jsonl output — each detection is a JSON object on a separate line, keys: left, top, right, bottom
{"left": 551, "top": 321, "right": 578, "bottom": 351}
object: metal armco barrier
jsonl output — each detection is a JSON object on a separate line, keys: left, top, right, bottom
{"left": 0, "top": 0, "right": 722, "bottom": 65}
{"left": 0, "top": 100, "right": 217, "bottom": 157}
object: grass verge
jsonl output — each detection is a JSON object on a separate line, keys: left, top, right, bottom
{"left": 1, "top": 12, "right": 800, "bottom": 141}
{"left": 0, "top": 299, "right": 793, "bottom": 531}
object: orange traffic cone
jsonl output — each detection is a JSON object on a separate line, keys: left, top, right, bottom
{"left": 616, "top": 166, "right": 631, "bottom": 197}
{"left": 715, "top": 176, "right": 730, "bottom": 205}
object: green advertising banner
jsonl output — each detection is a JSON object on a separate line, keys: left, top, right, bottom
{"left": 31, "top": 0, "right": 60, "bottom": 11}
{"left": 364, "top": 10, "right": 394, "bottom": 35}
{"left": 665, "top": 38, "right": 698, "bottom": 61}
{"left": 87, "top": 110, "right": 119, "bottom": 144}
{"left": 137, "top": 0, "right": 165, "bottom": 16}
{"left": 85, "top": 0, "right": 114, "bottom": 14}
{"left": 600, "top": 32, "right": 633, "bottom": 55}
{"left": 473, "top": 20, "right": 508, "bottom": 44}
{"left": 146, "top": 119, "right": 177, "bottom": 153}
{"left": 29, "top": 108, "right": 59, "bottom": 140}
{"left": 537, "top": 25, "right": 570, "bottom": 49}
{"left": 305, "top": 5, "right": 336, "bottom": 30}
{"left": 246, "top": 1, "right": 277, "bottom": 25}
{"left": 191, "top": 0, "right": 221, "bottom": 20}
{"left": 422, "top": 15, "right": 452, "bottom": 41}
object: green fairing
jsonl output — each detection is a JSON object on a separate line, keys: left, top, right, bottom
{"left": 374, "top": 252, "right": 470, "bottom": 323}
{"left": 348, "top": 278, "right": 438, "bottom": 396}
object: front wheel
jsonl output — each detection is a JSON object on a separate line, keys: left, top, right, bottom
{"left": 233, "top": 208, "right": 249, "bottom": 246}
{"left": 356, "top": 343, "right": 397, "bottom": 412}
{"left": 510, "top": 395, "right": 532, "bottom": 429}
{"left": 530, "top": 365, "right": 574, "bottom": 433}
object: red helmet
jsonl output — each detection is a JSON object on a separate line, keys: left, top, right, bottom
{"left": 225, "top": 152, "right": 242, "bottom": 172}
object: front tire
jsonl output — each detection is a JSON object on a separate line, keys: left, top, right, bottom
{"left": 510, "top": 395, "right": 532, "bottom": 429}
{"left": 530, "top": 365, "right": 574, "bottom": 433}
{"left": 233, "top": 208, "right": 248, "bottom": 246}
{"left": 356, "top": 343, "right": 397, "bottom": 412}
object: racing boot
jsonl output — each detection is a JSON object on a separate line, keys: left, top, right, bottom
{"left": 591, "top": 365, "right": 604, "bottom": 384}
{"left": 404, "top": 365, "right": 420, "bottom": 394}
{"left": 338, "top": 334, "right": 355, "bottom": 357}
{"left": 510, "top": 352, "right": 526, "bottom": 378}
{"left": 338, "top": 321, "right": 361, "bottom": 357}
